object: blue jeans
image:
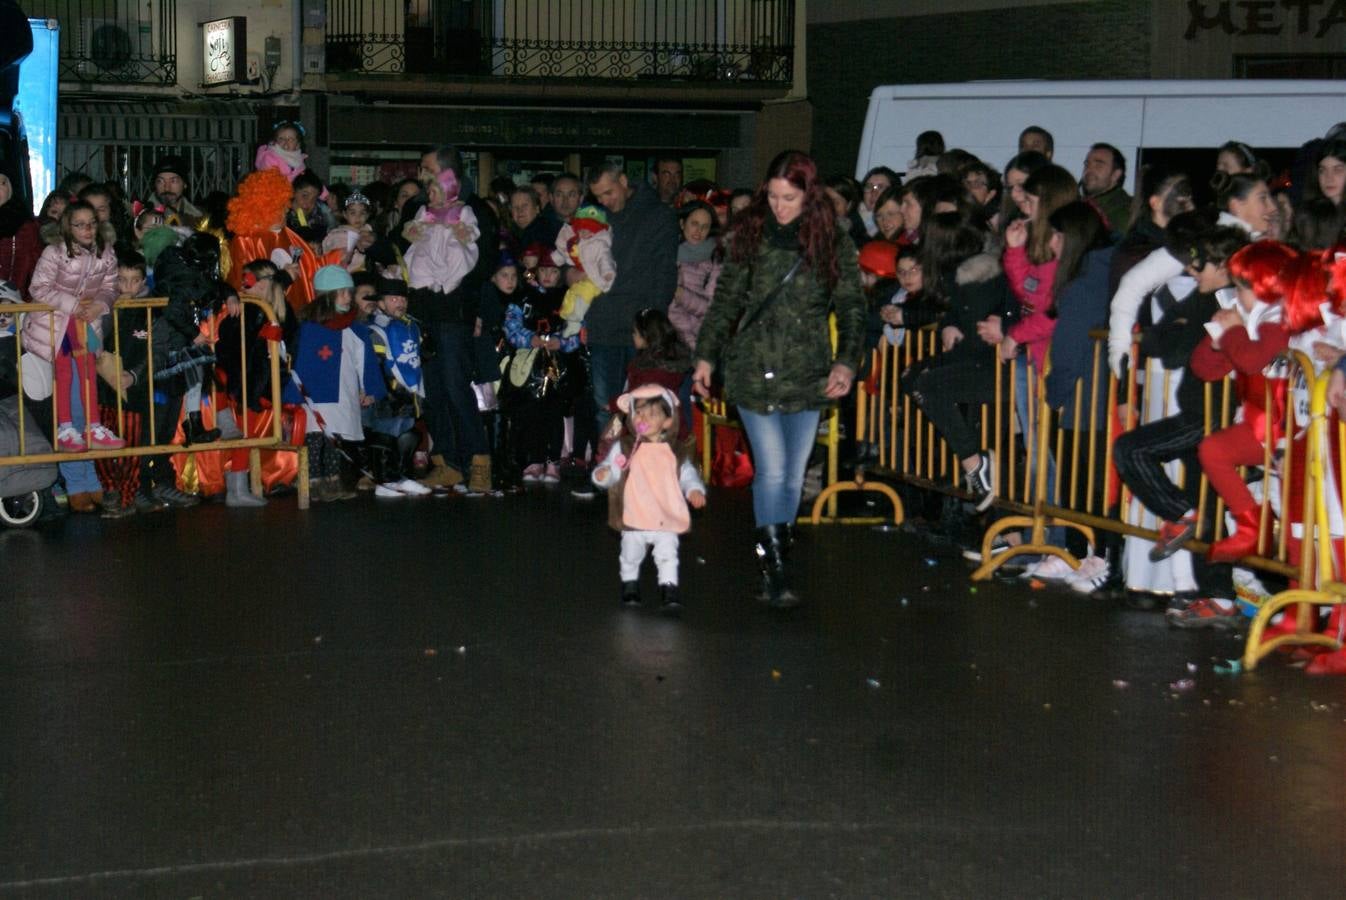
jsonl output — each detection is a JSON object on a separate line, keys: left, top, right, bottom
{"left": 58, "top": 376, "right": 101, "bottom": 495}
{"left": 738, "top": 406, "right": 820, "bottom": 527}
{"left": 589, "top": 343, "right": 635, "bottom": 434}
{"left": 1014, "top": 358, "right": 1064, "bottom": 545}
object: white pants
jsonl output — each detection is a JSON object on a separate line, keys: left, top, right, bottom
{"left": 619, "top": 530, "right": 681, "bottom": 585}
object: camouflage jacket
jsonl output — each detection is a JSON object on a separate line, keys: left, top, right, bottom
{"left": 694, "top": 226, "right": 865, "bottom": 414}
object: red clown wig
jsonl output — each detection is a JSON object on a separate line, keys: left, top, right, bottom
{"left": 1229, "top": 239, "right": 1327, "bottom": 335}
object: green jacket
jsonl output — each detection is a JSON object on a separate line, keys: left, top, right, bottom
{"left": 694, "top": 226, "right": 865, "bottom": 414}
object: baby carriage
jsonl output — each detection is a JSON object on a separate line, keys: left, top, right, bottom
{"left": 0, "top": 292, "right": 59, "bottom": 527}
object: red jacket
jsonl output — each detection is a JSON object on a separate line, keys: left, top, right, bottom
{"left": 0, "top": 218, "right": 41, "bottom": 296}
{"left": 1190, "top": 321, "right": 1289, "bottom": 442}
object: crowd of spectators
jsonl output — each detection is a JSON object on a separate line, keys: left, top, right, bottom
{"left": 4, "top": 115, "right": 1346, "bottom": 666}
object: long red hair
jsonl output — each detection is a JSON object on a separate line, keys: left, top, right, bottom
{"left": 1229, "top": 239, "right": 1327, "bottom": 335}
{"left": 729, "top": 150, "right": 840, "bottom": 290}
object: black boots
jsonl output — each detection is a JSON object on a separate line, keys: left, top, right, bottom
{"left": 183, "top": 411, "right": 220, "bottom": 446}
{"left": 658, "top": 584, "right": 681, "bottom": 616}
{"left": 755, "top": 524, "right": 800, "bottom": 609}
{"left": 622, "top": 581, "right": 683, "bottom": 616}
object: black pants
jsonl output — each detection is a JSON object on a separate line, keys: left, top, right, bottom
{"left": 422, "top": 321, "right": 488, "bottom": 471}
{"left": 908, "top": 355, "right": 996, "bottom": 460}
{"left": 1112, "top": 413, "right": 1233, "bottom": 599}
{"left": 139, "top": 395, "right": 182, "bottom": 493}
{"left": 509, "top": 393, "right": 564, "bottom": 466}
{"left": 1112, "top": 415, "right": 1203, "bottom": 524}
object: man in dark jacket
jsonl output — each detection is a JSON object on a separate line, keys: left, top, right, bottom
{"left": 411, "top": 145, "right": 500, "bottom": 493}
{"left": 583, "top": 161, "right": 678, "bottom": 431}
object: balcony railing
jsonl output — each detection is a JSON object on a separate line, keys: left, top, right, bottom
{"left": 25, "top": 0, "right": 177, "bottom": 85}
{"left": 326, "top": 0, "right": 795, "bottom": 85}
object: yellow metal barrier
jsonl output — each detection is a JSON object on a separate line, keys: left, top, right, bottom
{"left": 1242, "top": 365, "right": 1344, "bottom": 670}
{"left": 0, "top": 296, "right": 292, "bottom": 505}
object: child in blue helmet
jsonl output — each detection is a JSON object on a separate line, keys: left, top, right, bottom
{"left": 284, "top": 264, "right": 386, "bottom": 502}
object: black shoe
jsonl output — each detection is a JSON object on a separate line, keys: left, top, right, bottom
{"left": 100, "top": 491, "right": 136, "bottom": 519}
{"left": 135, "top": 492, "right": 170, "bottom": 513}
{"left": 755, "top": 524, "right": 800, "bottom": 609}
{"left": 153, "top": 484, "right": 201, "bottom": 508}
{"left": 962, "top": 451, "right": 996, "bottom": 512}
{"left": 621, "top": 581, "right": 641, "bottom": 607}
{"left": 658, "top": 584, "right": 682, "bottom": 616}
{"left": 183, "top": 412, "right": 221, "bottom": 446}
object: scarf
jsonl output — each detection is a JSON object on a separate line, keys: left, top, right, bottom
{"left": 421, "top": 201, "right": 465, "bottom": 225}
{"left": 267, "top": 143, "right": 307, "bottom": 172}
{"left": 764, "top": 215, "right": 802, "bottom": 250}
{"left": 677, "top": 239, "right": 716, "bottom": 265}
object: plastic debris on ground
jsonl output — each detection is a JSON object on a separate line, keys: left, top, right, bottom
{"left": 1169, "top": 678, "right": 1196, "bottom": 692}
{"left": 866, "top": 678, "right": 881, "bottom": 689}
{"left": 923, "top": 557, "right": 939, "bottom": 567}
{"left": 1029, "top": 579, "right": 1046, "bottom": 590}
{"left": 423, "top": 648, "right": 437, "bottom": 657}
{"left": 1112, "top": 679, "right": 1130, "bottom": 689}
{"left": 1213, "top": 659, "right": 1242, "bottom": 675}
{"left": 898, "top": 596, "right": 910, "bottom": 607}
{"left": 771, "top": 669, "right": 782, "bottom": 681}
{"left": 969, "top": 587, "right": 978, "bottom": 594}
{"left": 455, "top": 645, "right": 467, "bottom": 655}
{"left": 1186, "top": 662, "right": 1198, "bottom": 673}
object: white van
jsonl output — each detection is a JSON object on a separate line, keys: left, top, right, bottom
{"left": 855, "top": 80, "right": 1346, "bottom": 181}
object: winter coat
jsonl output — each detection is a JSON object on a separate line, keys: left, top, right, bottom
{"left": 694, "top": 218, "right": 866, "bottom": 414}
{"left": 1138, "top": 289, "right": 1228, "bottom": 424}
{"left": 1003, "top": 243, "right": 1059, "bottom": 369}
{"left": 934, "top": 253, "right": 1016, "bottom": 367}
{"left": 669, "top": 255, "right": 721, "bottom": 351}
{"left": 583, "top": 181, "right": 678, "bottom": 346}
{"left": 23, "top": 234, "right": 118, "bottom": 360}
{"left": 0, "top": 215, "right": 41, "bottom": 296}
{"left": 1045, "top": 245, "right": 1115, "bottom": 429}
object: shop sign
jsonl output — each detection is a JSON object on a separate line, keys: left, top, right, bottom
{"left": 203, "top": 17, "right": 247, "bottom": 86}
{"left": 1185, "top": 0, "right": 1346, "bottom": 39}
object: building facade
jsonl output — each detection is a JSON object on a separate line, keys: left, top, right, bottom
{"left": 31, "top": 0, "right": 808, "bottom": 198}
{"left": 807, "top": 0, "right": 1346, "bottom": 178}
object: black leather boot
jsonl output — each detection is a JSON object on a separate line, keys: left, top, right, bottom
{"left": 658, "top": 583, "right": 682, "bottom": 616}
{"left": 183, "top": 411, "right": 221, "bottom": 446}
{"left": 754, "top": 524, "right": 800, "bottom": 609}
{"left": 621, "top": 581, "right": 641, "bottom": 607}
{"left": 781, "top": 523, "right": 797, "bottom": 559}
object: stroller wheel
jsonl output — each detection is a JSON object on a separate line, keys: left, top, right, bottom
{"left": 0, "top": 491, "right": 42, "bottom": 528}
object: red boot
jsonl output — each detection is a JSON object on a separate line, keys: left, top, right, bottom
{"left": 1305, "top": 606, "right": 1346, "bottom": 674}
{"left": 1209, "top": 507, "right": 1265, "bottom": 563}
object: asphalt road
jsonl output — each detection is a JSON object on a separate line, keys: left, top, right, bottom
{"left": 1, "top": 486, "right": 1343, "bottom": 898}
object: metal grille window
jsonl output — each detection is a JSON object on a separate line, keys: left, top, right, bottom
{"left": 25, "top": 0, "right": 177, "bottom": 86}
{"left": 325, "top": 0, "right": 795, "bottom": 84}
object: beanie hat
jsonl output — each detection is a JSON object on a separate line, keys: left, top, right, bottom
{"left": 313, "top": 264, "right": 355, "bottom": 292}
{"left": 151, "top": 154, "right": 190, "bottom": 183}
{"left": 139, "top": 226, "right": 181, "bottom": 267}
{"left": 570, "top": 204, "right": 609, "bottom": 239}
{"left": 857, "top": 240, "right": 899, "bottom": 279}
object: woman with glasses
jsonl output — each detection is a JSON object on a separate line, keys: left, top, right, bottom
{"left": 857, "top": 165, "right": 901, "bottom": 237}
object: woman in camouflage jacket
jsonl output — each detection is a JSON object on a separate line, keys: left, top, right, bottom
{"left": 692, "top": 151, "right": 866, "bottom": 608}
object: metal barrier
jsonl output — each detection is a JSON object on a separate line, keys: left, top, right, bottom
{"left": 0, "top": 296, "right": 290, "bottom": 505}
{"left": 1242, "top": 366, "right": 1345, "bottom": 670}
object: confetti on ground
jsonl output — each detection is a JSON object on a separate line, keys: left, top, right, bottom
{"left": 313, "top": 635, "right": 324, "bottom": 645}
{"left": 899, "top": 596, "right": 910, "bottom": 607}
{"left": 1169, "top": 678, "right": 1196, "bottom": 692}
{"left": 1214, "top": 659, "right": 1242, "bottom": 675}
{"left": 455, "top": 645, "right": 467, "bottom": 655}
{"left": 969, "top": 587, "right": 978, "bottom": 594}
{"left": 923, "top": 557, "right": 939, "bottom": 567}
{"left": 1029, "top": 579, "right": 1046, "bottom": 590}
{"left": 1112, "top": 679, "right": 1130, "bottom": 689}
{"left": 866, "top": 678, "right": 881, "bottom": 689}
{"left": 771, "top": 669, "right": 782, "bottom": 681}
{"left": 423, "top": 648, "right": 437, "bottom": 657}
{"left": 1042, "top": 703, "right": 1052, "bottom": 711}
{"left": 1186, "top": 662, "right": 1199, "bottom": 673}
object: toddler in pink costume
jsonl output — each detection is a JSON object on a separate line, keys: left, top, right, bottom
{"left": 403, "top": 169, "right": 481, "bottom": 296}
{"left": 253, "top": 122, "right": 310, "bottom": 183}
{"left": 592, "top": 384, "right": 706, "bottom": 615}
